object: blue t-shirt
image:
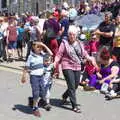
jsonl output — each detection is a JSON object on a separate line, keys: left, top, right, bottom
{"left": 17, "top": 27, "right": 25, "bottom": 41}
{"left": 60, "top": 17, "right": 69, "bottom": 37}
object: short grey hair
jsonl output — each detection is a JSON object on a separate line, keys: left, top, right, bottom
{"left": 68, "top": 25, "right": 78, "bottom": 35}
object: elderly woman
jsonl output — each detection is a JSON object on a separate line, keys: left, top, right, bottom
{"left": 54, "top": 25, "right": 96, "bottom": 113}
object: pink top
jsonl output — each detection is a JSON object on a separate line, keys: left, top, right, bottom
{"left": 7, "top": 26, "right": 17, "bottom": 41}
{"left": 89, "top": 40, "right": 99, "bottom": 53}
{"left": 55, "top": 41, "right": 90, "bottom": 71}
{"left": 85, "top": 61, "right": 96, "bottom": 75}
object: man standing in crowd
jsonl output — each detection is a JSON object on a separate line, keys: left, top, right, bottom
{"left": 112, "top": 15, "right": 120, "bottom": 64}
{"left": 94, "top": 12, "right": 115, "bottom": 50}
{"left": 43, "top": 11, "right": 60, "bottom": 78}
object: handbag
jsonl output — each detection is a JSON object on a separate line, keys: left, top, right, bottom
{"left": 72, "top": 41, "right": 85, "bottom": 71}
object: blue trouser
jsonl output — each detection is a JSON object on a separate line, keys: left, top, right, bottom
{"left": 62, "top": 69, "right": 81, "bottom": 108}
{"left": 30, "top": 75, "right": 46, "bottom": 101}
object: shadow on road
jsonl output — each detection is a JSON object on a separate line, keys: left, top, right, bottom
{"left": 50, "top": 98, "right": 72, "bottom": 111}
{"left": 12, "top": 104, "right": 32, "bottom": 114}
{"left": 12, "top": 99, "right": 81, "bottom": 114}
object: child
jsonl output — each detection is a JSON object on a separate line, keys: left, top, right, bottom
{"left": 40, "top": 55, "right": 54, "bottom": 111}
{"left": 17, "top": 22, "right": 25, "bottom": 60}
{"left": 83, "top": 60, "right": 99, "bottom": 91}
{"left": 21, "top": 41, "right": 53, "bottom": 117}
{"left": 89, "top": 34, "right": 99, "bottom": 58}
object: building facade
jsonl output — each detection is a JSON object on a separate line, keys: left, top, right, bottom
{"left": 0, "top": 0, "right": 7, "bottom": 12}
{"left": 5, "top": 0, "right": 54, "bottom": 15}
{"left": 0, "top": 0, "right": 91, "bottom": 15}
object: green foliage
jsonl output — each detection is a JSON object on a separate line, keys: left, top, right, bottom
{"left": 85, "top": 31, "right": 91, "bottom": 40}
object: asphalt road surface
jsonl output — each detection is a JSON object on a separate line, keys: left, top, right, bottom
{"left": 0, "top": 67, "right": 120, "bottom": 120}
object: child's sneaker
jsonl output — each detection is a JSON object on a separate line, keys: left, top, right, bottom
{"left": 38, "top": 99, "right": 46, "bottom": 107}
{"left": 32, "top": 107, "right": 41, "bottom": 117}
{"left": 44, "top": 104, "right": 52, "bottom": 111}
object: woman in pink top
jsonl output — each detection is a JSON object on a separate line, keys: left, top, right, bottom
{"left": 54, "top": 25, "right": 97, "bottom": 113}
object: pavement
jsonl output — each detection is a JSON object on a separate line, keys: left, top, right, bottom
{"left": 0, "top": 60, "right": 66, "bottom": 87}
{"left": 0, "top": 60, "right": 65, "bottom": 79}
{"left": 0, "top": 60, "right": 78, "bottom": 88}
{"left": 0, "top": 60, "right": 24, "bottom": 71}
{"left": 0, "top": 61, "right": 120, "bottom": 120}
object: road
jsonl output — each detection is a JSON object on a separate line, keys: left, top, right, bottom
{"left": 0, "top": 65, "right": 120, "bottom": 120}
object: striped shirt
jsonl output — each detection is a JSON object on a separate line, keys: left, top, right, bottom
{"left": 26, "top": 52, "right": 45, "bottom": 76}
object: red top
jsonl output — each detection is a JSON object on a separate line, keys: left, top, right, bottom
{"left": 7, "top": 26, "right": 17, "bottom": 41}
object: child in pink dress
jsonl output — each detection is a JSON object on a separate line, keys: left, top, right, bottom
{"left": 83, "top": 60, "right": 99, "bottom": 90}
{"left": 89, "top": 34, "right": 99, "bottom": 58}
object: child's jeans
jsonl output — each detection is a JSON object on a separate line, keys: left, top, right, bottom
{"left": 45, "top": 83, "right": 52, "bottom": 104}
{"left": 44, "top": 76, "right": 52, "bottom": 104}
{"left": 30, "top": 75, "right": 45, "bottom": 101}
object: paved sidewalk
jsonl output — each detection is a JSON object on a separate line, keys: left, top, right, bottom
{"left": 0, "top": 61, "right": 24, "bottom": 71}
{"left": 0, "top": 60, "right": 84, "bottom": 90}
{"left": 0, "top": 70, "right": 120, "bottom": 120}
{"left": 0, "top": 60, "right": 65, "bottom": 79}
